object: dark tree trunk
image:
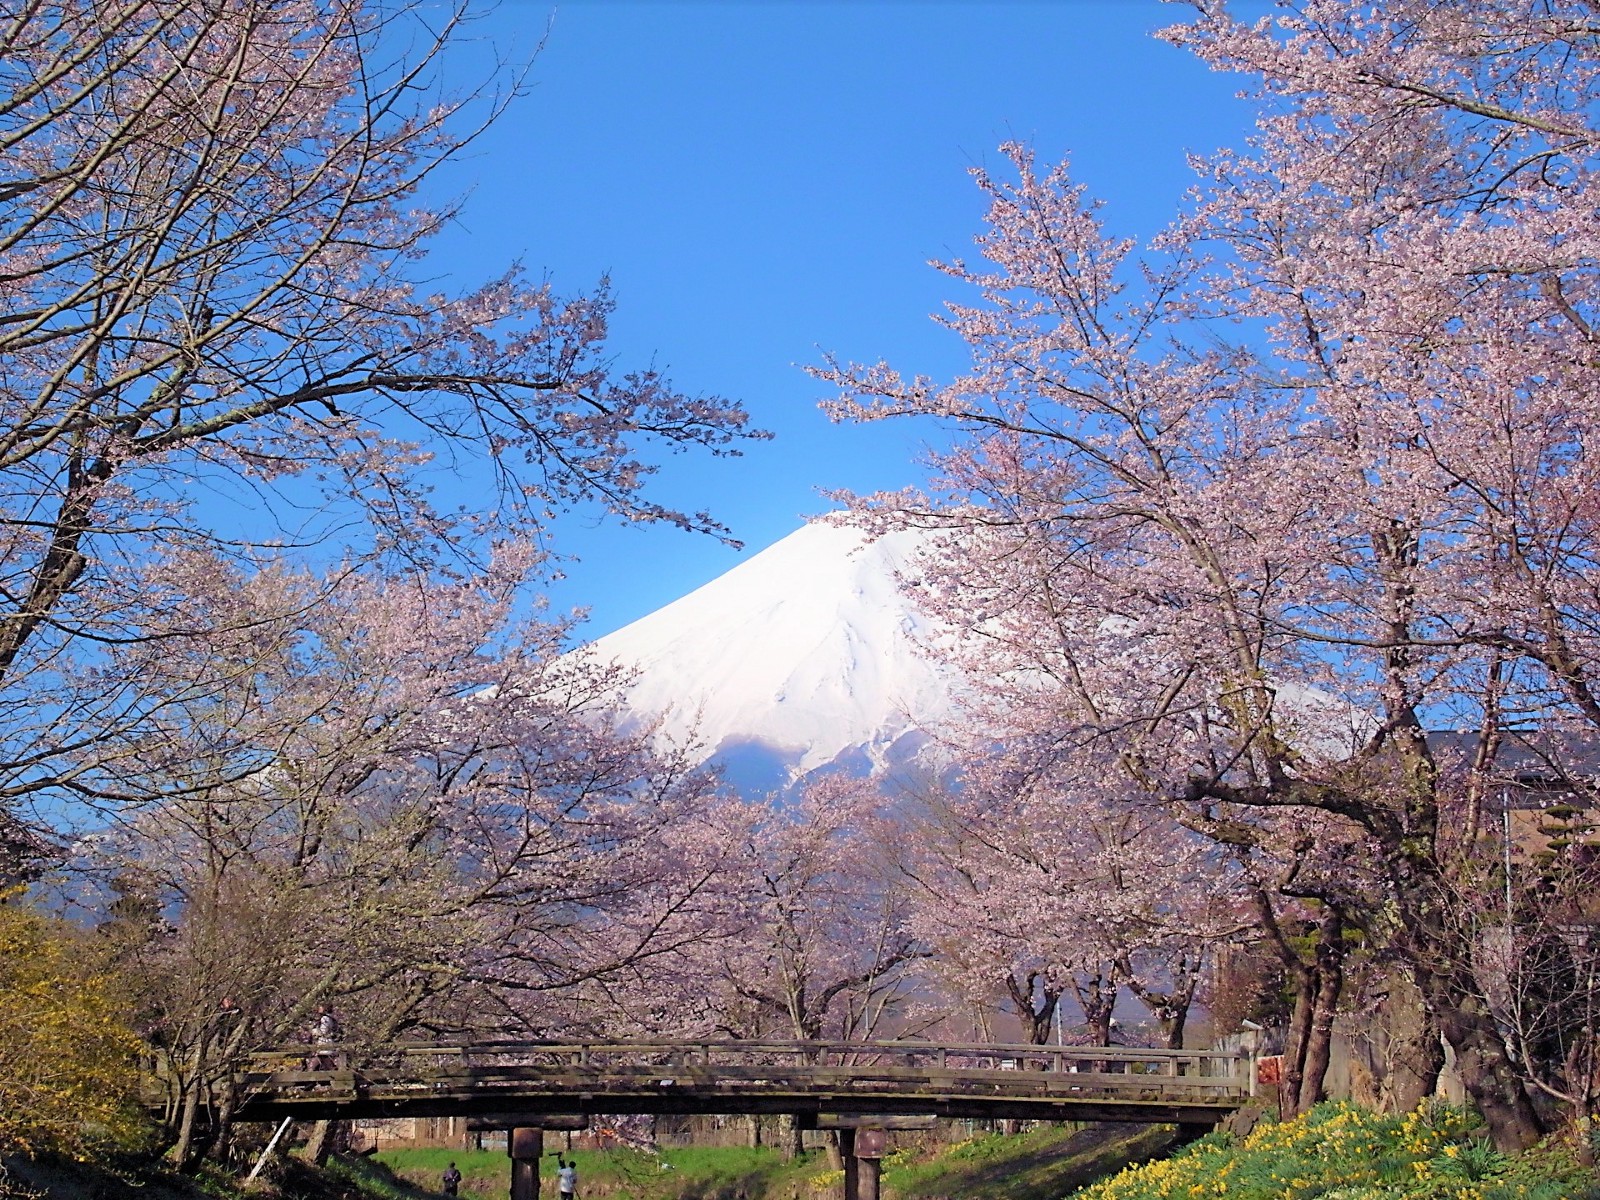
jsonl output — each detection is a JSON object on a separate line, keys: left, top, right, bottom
{"left": 1297, "top": 914, "right": 1345, "bottom": 1113}
{"left": 1166, "top": 1007, "right": 1187, "bottom": 1050}
{"left": 1276, "top": 910, "right": 1345, "bottom": 1119}
{"left": 1006, "top": 971, "right": 1061, "bottom": 1045}
{"left": 1388, "top": 848, "right": 1544, "bottom": 1151}
{"left": 1377, "top": 969, "right": 1443, "bottom": 1114}
{"left": 1432, "top": 988, "right": 1544, "bottom": 1151}
{"left": 200, "top": 1091, "right": 238, "bottom": 1165}
{"left": 1123, "top": 951, "right": 1201, "bottom": 1050}
{"left": 1072, "top": 972, "right": 1118, "bottom": 1073}
{"left": 1280, "top": 961, "right": 1316, "bottom": 1120}
{"left": 169, "top": 1077, "right": 203, "bottom": 1172}
{"left": 305, "top": 1120, "right": 344, "bottom": 1165}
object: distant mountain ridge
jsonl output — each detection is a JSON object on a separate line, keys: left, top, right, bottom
{"left": 581, "top": 522, "right": 962, "bottom": 791}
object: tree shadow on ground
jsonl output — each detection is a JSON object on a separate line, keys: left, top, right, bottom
{"left": 893, "top": 1124, "right": 1179, "bottom": 1200}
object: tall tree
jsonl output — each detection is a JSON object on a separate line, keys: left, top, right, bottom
{"left": 817, "top": 0, "right": 1600, "bottom": 1150}
{"left": 903, "top": 761, "right": 1238, "bottom": 1049}
{"left": 86, "top": 548, "right": 725, "bottom": 1166}
{"left": 700, "top": 778, "right": 925, "bottom": 1046}
{"left": 0, "top": 0, "right": 757, "bottom": 837}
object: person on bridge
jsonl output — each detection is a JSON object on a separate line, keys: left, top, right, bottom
{"left": 556, "top": 1156, "right": 577, "bottom": 1200}
{"left": 441, "top": 1163, "right": 461, "bottom": 1196}
{"left": 309, "top": 1005, "right": 342, "bottom": 1070}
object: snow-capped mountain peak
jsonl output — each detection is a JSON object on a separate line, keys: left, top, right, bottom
{"left": 582, "top": 522, "right": 959, "bottom": 787}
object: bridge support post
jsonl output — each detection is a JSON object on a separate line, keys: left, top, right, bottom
{"left": 835, "top": 1127, "right": 885, "bottom": 1200}
{"left": 853, "top": 1129, "right": 885, "bottom": 1200}
{"left": 857, "top": 1154, "right": 881, "bottom": 1200}
{"left": 509, "top": 1127, "right": 543, "bottom": 1200}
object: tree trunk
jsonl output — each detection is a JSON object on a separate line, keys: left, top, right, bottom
{"left": 1164, "top": 1006, "right": 1187, "bottom": 1050}
{"left": 1433, "top": 993, "right": 1544, "bottom": 1151}
{"left": 1280, "top": 962, "right": 1316, "bottom": 1120}
{"left": 201, "top": 1090, "right": 239, "bottom": 1165}
{"left": 1074, "top": 975, "right": 1117, "bottom": 1074}
{"left": 1386, "top": 846, "right": 1544, "bottom": 1151}
{"left": 169, "top": 1077, "right": 203, "bottom": 1172}
{"left": 1297, "top": 917, "right": 1344, "bottom": 1114}
{"left": 780, "top": 1113, "right": 802, "bottom": 1161}
{"left": 1006, "top": 972, "right": 1060, "bottom": 1045}
{"left": 1377, "top": 969, "right": 1443, "bottom": 1114}
{"left": 1268, "top": 906, "right": 1347, "bottom": 1119}
{"left": 305, "top": 1119, "right": 342, "bottom": 1165}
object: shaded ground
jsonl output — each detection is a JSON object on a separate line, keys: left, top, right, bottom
{"left": 377, "top": 1124, "right": 1178, "bottom": 1200}
{"left": 4, "top": 1150, "right": 389, "bottom": 1200}
{"left": 886, "top": 1123, "right": 1178, "bottom": 1200}
{"left": 4, "top": 1154, "right": 212, "bottom": 1200}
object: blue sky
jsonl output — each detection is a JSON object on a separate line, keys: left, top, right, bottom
{"left": 423, "top": 0, "right": 1263, "bottom": 640}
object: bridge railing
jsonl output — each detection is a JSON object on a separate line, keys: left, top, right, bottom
{"left": 239, "top": 1037, "right": 1253, "bottom": 1093}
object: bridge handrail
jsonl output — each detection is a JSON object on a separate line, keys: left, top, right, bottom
{"left": 177, "top": 1035, "right": 1257, "bottom": 1123}
{"left": 240, "top": 1037, "right": 1250, "bottom": 1078}
{"left": 267, "top": 1037, "right": 1240, "bottom": 1054}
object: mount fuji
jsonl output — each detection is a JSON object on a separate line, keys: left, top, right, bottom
{"left": 580, "top": 522, "right": 964, "bottom": 792}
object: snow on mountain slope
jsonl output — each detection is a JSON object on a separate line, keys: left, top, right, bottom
{"left": 582, "top": 522, "right": 962, "bottom": 786}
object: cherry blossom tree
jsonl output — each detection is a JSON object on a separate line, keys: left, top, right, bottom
{"left": 83, "top": 547, "right": 727, "bottom": 1166}
{"left": 903, "top": 756, "right": 1240, "bottom": 1050}
{"left": 817, "top": 0, "right": 1600, "bottom": 1151}
{"left": 0, "top": 0, "right": 758, "bottom": 845}
{"left": 685, "top": 777, "right": 925, "bottom": 1046}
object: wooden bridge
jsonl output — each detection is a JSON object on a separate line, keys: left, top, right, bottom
{"left": 161, "top": 1039, "right": 1253, "bottom": 1200}
{"left": 215, "top": 1037, "right": 1254, "bottom": 1127}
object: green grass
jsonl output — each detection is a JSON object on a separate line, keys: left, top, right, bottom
{"left": 374, "top": 1143, "right": 815, "bottom": 1200}
{"left": 373, "top": 1126, "right": 1170, "bottom": 1200}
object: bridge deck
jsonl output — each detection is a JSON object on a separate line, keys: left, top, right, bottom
{"left": 198, "top": 1039, "right": 1253, "bottom": 1127}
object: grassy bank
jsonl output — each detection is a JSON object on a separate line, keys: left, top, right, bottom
{"left": 372, "top": 1144, "right": 819, "bottom": 1200}
{"left": 371, "top": 1124, "right": 1173, "bottom": 1200}
{"left": 27, "top": 1103, "right": 1589, "bottom": 1200}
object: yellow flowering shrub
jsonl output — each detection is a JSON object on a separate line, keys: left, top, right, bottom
{"left": 0, "top": 898, "right": 147, "bottom": 1159}
{"left": 1067, "top": 1101, "right": 1596, "bottom": 1200}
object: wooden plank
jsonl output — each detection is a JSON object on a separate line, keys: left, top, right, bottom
{"left": 809, "top": 1115, "right": 938, "bottom": 1130}
{"left": 467, "top": 1114, "right": 589, "bottom": 1131}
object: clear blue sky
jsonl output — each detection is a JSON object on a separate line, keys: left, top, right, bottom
{"left": 424, "top": 0, "right": 1261, "bottom": 641}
